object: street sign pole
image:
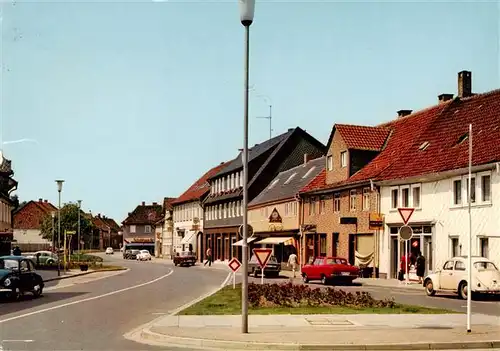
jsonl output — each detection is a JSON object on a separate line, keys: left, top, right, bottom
{"left": 467, "top": 123, "right": 473, "bottom": 333}
{"left": 252, "top": 248, "right": 272, "bottom": 285}
{"left": 398, "top": 208, "right": 415, "bottom": 285}
{"left": 233, "top": 271, "right": 236, "bottom": 289}
{"left": 405, "top": 240, "right": 409, "bottom": 285}
{"left": 228, "top": 257, "right": 242, "bottom": 290}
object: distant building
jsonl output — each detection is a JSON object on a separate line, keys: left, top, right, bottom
{"left": 122, "top": 201, "right": 164, "bottom": 255}
{"left": 0, "top": 157, "right": 18, "bottom": 254}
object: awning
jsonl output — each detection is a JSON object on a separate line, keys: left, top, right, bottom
{"left": 256, "top": 237, "right": 294, "bottom": 245}
{"left": 233, "top": 236, "right": 258, "bottom": 247}
{"left": 181, "top": 230, "right": 197, "bottom": 245}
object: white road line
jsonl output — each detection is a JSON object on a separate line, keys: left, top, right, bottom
{"left": 44, "top": 269, "right": 129, "bottom": 292}
{"left": 1, "top": 340, "right": 34, "bottom": 343}
{"left": 0, "top": 269, "right": 174, "bottom": 324}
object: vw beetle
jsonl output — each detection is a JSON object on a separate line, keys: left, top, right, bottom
{"left": 0, "top": 255, "right": 44, "bottom": 300}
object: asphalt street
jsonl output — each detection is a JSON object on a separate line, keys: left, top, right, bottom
{"left": 0, "top": 254, "right": 229, "bottom": 351}
{"left": 247, "top": 274, "right": 500, "bottom": 316}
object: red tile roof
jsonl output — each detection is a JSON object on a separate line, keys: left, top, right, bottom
{"left": 163, "top": 197, "right": 176, "bottom": 211}
{"left": 335, "top": 124, "right": 391, "bottom": 151}
{"left": 122, "top": 203, "right": 164, "bottom": 225}
{"left": 13, "top": 199, "right": 58, "bottom": 230}
{"left": 171, "top": 162, "right": 230, "bottom": 205}
{"left": 301, "top": 88, "right": 500, "bottom": 193}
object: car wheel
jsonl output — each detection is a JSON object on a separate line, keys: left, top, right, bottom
{"left": 302, "top": 274, "right": 309, "bottom": 283}
{"left": 458, "top": 281, "right": 468, "bottom": 300}
{"left": 6, "top": 288, "right": 21, "bottom": 301}
{"left": 47, "top": 259, "right": 54, "bottom": 265}
{"left": 321, "top": 275, "right": 328, "bottom": 285}
{"left": 32, "top": 280, "right": 43, "bottom": 298}
{"left": 424, "top": 279, "right": 436, "bottom": 296}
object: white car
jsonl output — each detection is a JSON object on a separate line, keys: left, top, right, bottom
{"left": 105, "top": 247, "right": 114, "bottom": 255}
{"left": 136, "top": 250, "right": 152, "bottom": 261}
{"left": 424, "top": 256, "right": 500, "bottom": 299}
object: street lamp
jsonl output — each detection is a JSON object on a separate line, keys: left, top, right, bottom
{"left": 166, "top": 217, "right": 174, "bottom": 259}
{"left": 55, "top": 180, "right": 64, "bottom": 275}
{"left": 77, "top": 200, "right": 82, "bottom": 255}
{"left": 238, "top": 0, "right": 255, "bottom": 335}
{"left": 51, "top": 211, "right": 56, "bottom": 255}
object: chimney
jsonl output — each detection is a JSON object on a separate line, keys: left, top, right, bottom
{"left": 141, "top": 201, "right": 145, "bottom": 206}
{"left": 397, "top": 110, "right": 412, "bottom": 118}
{"left": 304, "top": 153, "right": 312, "bottom": 164}
{"left": 288, "top": 128, "right": 294, "bottom": 132}
{"left": 153, "top": 202, "right": 158, "bottom": 206}
{"left": 438, "top": 93, "right": 454, "bottom": 104}
{"left": 44, "top": 199, "right": 48, "bottom": 203}
{"left": 38, "top": 198, "right": 42, "bottom": 202}
{"left": 458, "top": 70, "right": 472, "bottom": 98}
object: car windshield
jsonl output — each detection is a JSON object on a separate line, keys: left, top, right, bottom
{"left": 0, "top": 259, "right": 18, "bottom": 270}
{"left": 140, "top": 250, "right": 149, "bottom": 254}
{"left": 475, "top": 261, "right": 498, "bottom": 271}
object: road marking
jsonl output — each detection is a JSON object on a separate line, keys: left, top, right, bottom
{"left": 0, "top": 269, "right": 174, "bottom": 324}
{"left": 44, "top": 269, "right": 129, "bottom": 292}
{"left": 1, "top": 340, "right": 34, "bottom": 343}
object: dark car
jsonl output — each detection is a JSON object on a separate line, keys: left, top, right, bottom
{"left": 123, "top": 249, "right": 140, "bottom": 260}
{"left": 173, "top": 251, "right": 196, "bottom": 267}
{"left": 0, "top": 256, "right": 44, "bottom": 300}
{"left": 248, "top": 254, "right": 280, "bottom": 278}
{"left": 301, "top": 257, "right": 360, "bottom": 285}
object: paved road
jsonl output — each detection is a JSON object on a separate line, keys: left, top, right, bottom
{"left": 247, "top": 273, "right": 500, "bottom": 316}
{"left": 0, "top": 254, "right": 229, "bottom": 351}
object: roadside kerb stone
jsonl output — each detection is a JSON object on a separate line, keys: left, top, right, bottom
{"left": 43, "top": 267, "right": 127, "bottom": 282}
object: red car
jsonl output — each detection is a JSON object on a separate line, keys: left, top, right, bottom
{"left": 301, "top": 257, "right": 360, "bottom": 285}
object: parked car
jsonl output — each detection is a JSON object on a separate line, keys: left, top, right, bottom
{"left": 424, "top": 256, "right": 500, "bottom": 299}
{"left": 301, "top": 257, "right": 360, "bottom": 285}
{"left": 136, "top": 250, "right": 152, "bottom": 261}
{"left": 105, "top": 247, "right": 114, "bottom": 255}
{"left": 248, "top": 254, "right": 281, "bottom": 278}
{"left": 173, "top": 251, "right": 196, "bottom": 267}
{"left": 0, "top": 256, "right": 44, "bottom": 300}
{"left": 25, "top": 251, "right": 59, "bottom": 266}
{"left": 123, "top": 249, "right": 140, "bottom": 260}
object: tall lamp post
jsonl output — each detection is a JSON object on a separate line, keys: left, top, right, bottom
{"left": 238, "top": 0, "right": 255, "bottom": 335}
{"left": 51, "top": 211, "right": 56, "bottom": 273}
{"left": 77, "top": 200, "right": 82, "bottom": 256}
{"left": 55, "top": 180, "right": 64, "bottom": 276}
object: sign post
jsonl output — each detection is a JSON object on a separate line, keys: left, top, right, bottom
{"left": 397, "top": 208, "right": 414, "bottom": 285}
{"left": 64, "top": 230, "right": 76, "bottom": 272}
{"left": 228, "top": 257, "right": 242, "bottom": 289}
{"left": 252, "top": 248, "right": 272, "bottom": 285}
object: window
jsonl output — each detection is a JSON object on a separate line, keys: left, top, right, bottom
{"left": 349, "top": 190, "right": 356, "bottom": 211}
{"left": 443, "top": 261, "right": 454, "bottom": 270}
{"left": 308, "top": 198, "right": 316, "bottom": 215}
{"left": 465, "top": 176, "right": 476, "bottom": 204}
{"left": 319, "top": 196, "right": 326, "bottom": 214}
{"left": 284, "top": 203, "right": 289, "bottom": 216}
{"left": 455, "top": 261, "right": 466, "bottom": 271}
{"left": 327, "top": 155, "right": 333, "bottom": 171}
{"left": 391, "top": 188, "right": 398, "bottom": 209}
{"left": 453, "top": 179, "right": 462, "bottom": 205}
{"left": 130, "top": 225, "right": 136, "bottom": 233}
{"left": 401, "top": 187, "right": 409, "bottom": 207}
{"left": 218, "top": 204, "right": 222, "bottom": 219}
{"left": 320, "top": 234, "right": 327, "bottom": 256}
{"left": 362, "top": 188, "right": 370, "bottom": 211}
{"left": 340, "top": 151, "right": 347, "bottom": 168}
{"left": 333, "top": 193, "right": 340, "bottom": 212}
{"left": 144, "top": 225, "right": 151, "bottom": 233}
{"left": 412, "top": 185, "right": 421, "bottom": 208}
{"left": 480, "top": 238, "right": 489, "bottom": 258}
{"left": 451, "top": 238, "right": 460, "bottom": 257}
{"left": 481, "top": 174, "right": 491, "bottom": 202}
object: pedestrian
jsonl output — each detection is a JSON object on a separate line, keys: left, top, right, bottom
{"left": 416, "top": 251, "right": 426, "bottom": 284}
{"left": 398, "top": 254, "right": 406, "bottom": 283}
{"left": 204, "top": 247, "right": 212, "bottom": 267}
{"left": 12, "top": 246, "right": 21, "bottom": 256}
{"left": 288, "top": 251, "right": 298, "bottom": 278}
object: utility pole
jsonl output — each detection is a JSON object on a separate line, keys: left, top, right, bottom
{"left": 256, "top": 104, "right": 272, "bottom": 140}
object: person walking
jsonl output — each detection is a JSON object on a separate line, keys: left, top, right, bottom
{"left": 416, "top": 251, "right": 426, "bottom": 284}
{"left": 288, "top": 252, "right": 298, "bottom": 278}
{"left": 204, "top": 247, "right": 212, "bottom": 267}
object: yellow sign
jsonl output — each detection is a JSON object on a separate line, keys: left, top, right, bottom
{"left": 369, "top": 213, "right": 384, "bottom": 230}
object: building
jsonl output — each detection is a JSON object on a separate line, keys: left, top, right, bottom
{"left": 156, "top": 197, "right": 175, "bottom": 258}
{"left": 203, "top": 127, "right": 326, "bottom": 262}
{"left": 247, "top": 155, "right": 324, "bottom": 267}
{"left": 122, "top": 201, "right": 164, "bottom": 254}
{"left": 0, "top": 156, "right": 17, "bottom": 255}
{"left": 299, "top": 124, "right": 390, "bottom": 276}
{"left": 170, "top": 162, "right": 229, "bottom": 260}
{"left": 91, "top": 214, "right": 122, "bottom": 250}
{"left": 376, "top": 71, "right": 500, "bottom": 278}
{"left": 12, "top": 198, "right": 55, "bottom": 252}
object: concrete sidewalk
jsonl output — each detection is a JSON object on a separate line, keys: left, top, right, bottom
{"left": 130, "top": 314, "right": 500, "bottom": 350}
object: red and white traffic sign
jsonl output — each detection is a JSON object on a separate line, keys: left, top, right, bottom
{"left": 398, "top": 208, "right": 414, "bottom": 225}
{"left": 252, "top": 248, "right": 272, "bottom": 269}
{"left": 228, "top": 257, "right": 241, "bottom": 273}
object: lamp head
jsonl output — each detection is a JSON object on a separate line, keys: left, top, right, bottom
{"left": 77, "top": 200, "right": 82, "bottom": 207}
{"left": 55, "top": 179, "right": 65, "bottom": 192}
{"left": 239, "top": 0, "right": 255, "bottom": 27}
{"left": 51, "top": 211, "right": 55, "bottom": 218}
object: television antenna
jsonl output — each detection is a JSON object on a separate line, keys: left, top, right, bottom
{"left": 255, "top": 94, "right": 272, "bottom": 140}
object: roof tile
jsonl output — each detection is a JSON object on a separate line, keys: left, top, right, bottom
{"left": 336, "top": 124, "right": 391, "bottom": 151}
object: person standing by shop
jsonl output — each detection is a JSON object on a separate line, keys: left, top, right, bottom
{"left": 204, "top": 247, "right": 212, "bottom": 267}
{"left": 288, "top": 251, "right": 298, "bottom": 278}
{"left": 416, "top": 251, "right": 426, "bottom": 284}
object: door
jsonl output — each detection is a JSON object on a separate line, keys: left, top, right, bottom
{"left": 439, "top": 260, "right": 455, "bottom": 290}
{"left": 348, "top": 235, "right": 355, "bottom": 265}
{"left": 19, "top": 259, "right": 34, "bottom": 291}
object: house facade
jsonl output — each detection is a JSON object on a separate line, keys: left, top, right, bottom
{"left": 157, "top": 197, "right": 175, "bottom": 258}
{"left": 0, "top": 156, "right": 17, "bottom": 255}
{"left": 170, "top": 162, "right": 228, "bottom": 261}
{"left": 248, "top": 155, "right": 325, "bottom": 267}
{"left": 91, "top": 214, "right": 122, "bottom": 250}
{"left": 122, "top": 201, "right": 164, "bottom": 254}
{"left": 13, "top": 198, "right": 56, "bottom": 252}
{"left": 203, "top": 127, "right": 326, "bottom": 262}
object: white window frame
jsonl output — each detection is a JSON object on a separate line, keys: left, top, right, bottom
{"left": 400, "top": 185, "right": 410, "bottom": 208}
{"left": 478, "top": 171, "right": 492, "bottom": 204}
{"left": 326, "top": 155, "right": 333, "bottom": 171}
{"left": 319, "top": 196, "right": 326, "bottom": 214}
{"left": 451, "top": 177, "right": 462, "bottom": 207}
{"left": 333, "top": 192, "right": 340, "bottom": 213}
{"left": 145, "top": 225, "right": 151, "bottom": 233}
{"left": 478, "top": 236, "right": 489, "bottom": 258}
{"left": 349, "top": 190, "right": 357, "bottom": 211}
{"left": 410, "top": 183, "right": 421, "bottom": 209}
{"left": 340, "top": 151, "right": 347, "bottom": 168}
{"left": 130, "top": 225, "right": 136, "bottom": 233}
{"left": 450, "top": 236, "right": 460, "bottom": 257}
{"left": 462, "top": 174, "right": 477, "bottom": 205}
{"left": 390, "top": 186, "right": 399, "bottom": 210}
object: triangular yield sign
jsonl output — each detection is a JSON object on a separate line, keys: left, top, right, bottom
{"left": 252, "top": 248, "right": 272, "bottom": 269}
{"left": 398, "top": 208, "right": 415, "bottom": 225}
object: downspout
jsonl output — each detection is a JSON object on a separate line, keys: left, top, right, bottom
{"left": 372, "top": 179, "right": 381, "bottom": 279}
{"left": 296, "top": 193, "right": 304, "bottom": 266}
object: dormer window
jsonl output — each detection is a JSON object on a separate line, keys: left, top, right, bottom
{"left": 326, "top": 155, "right": 333, "bottom": 171}
{"left": 340, "top": 151, "right": 347, "bottom": 168}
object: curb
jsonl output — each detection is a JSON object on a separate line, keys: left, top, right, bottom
{"left": 43, "top": 267, "right": 128, "bottom": 282}
{"left": 139, "top": 329, "right": 500, "bottom": 350}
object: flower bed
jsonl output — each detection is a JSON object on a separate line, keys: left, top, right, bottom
{"left": 248, "top": 282, "right": 396, "bottom": 308}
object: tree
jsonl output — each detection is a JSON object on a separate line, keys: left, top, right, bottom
{"left": 40, "top": 203, "right": 94, "bottom": 250}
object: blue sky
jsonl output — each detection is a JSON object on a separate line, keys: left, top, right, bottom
{"left": 1, "top": 0, "right": 499, "bottom": 222}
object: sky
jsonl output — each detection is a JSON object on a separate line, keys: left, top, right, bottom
{"left": 1, "top": 0, "right": 499, "bottom": 223}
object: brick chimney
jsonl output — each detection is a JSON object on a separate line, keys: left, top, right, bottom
{"left": 458, "top": 70, "right": 472, "bottom": 98}
{"left": 304, "top": 153, "right": 312, "bottom": 165}
{"left": 141, "top": 201, "right": 145, "bottom": 206}
{"left": 44, "top": 199, "right": 48, "bottom": 203}
{"left": 438, "top": 93, "right": 454, "bottom": 104}
{"left": 38, "top": 198, "right": 42, "bottom": 202}
{"left": 397, "top": 110, "right": 412, "bottom": 118}
{"left": 152, "top": 202, "right": 158, "bottom": 206}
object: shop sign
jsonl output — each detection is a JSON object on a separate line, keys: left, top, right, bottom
{"left": 131, "top": 237, "right": 154, "bottom": 243}
{"left": 369, "top": 213, "right": 384, "bottom": 230}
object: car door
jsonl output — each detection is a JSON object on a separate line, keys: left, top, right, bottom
{"left": 439, "top": 260, "right": 456, "bottom": 290}
{"left": 452, "top": 260, "right": 467, "bottom": 291}
{"left": 19, "top": 259, "right": 33, "bottom": 291}
{"left": 311, "top": 258, "right": 323, "bottom": 279}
